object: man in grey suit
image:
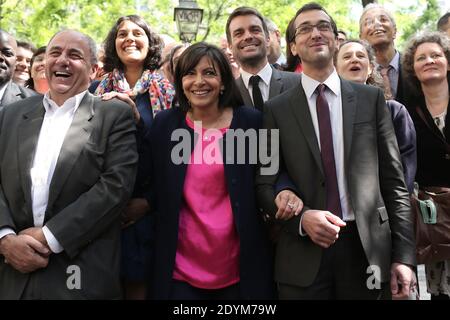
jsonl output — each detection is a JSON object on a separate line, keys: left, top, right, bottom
{"left": 225, "top": 7, "right": 299, "bottom": 110}
{"left": 0, "top": 29, "right": 35, "bottom": 109}
{"left": 0, "top": 30, "right": 138, "bottom": 299}
{"left": 256, "top": 3, "right": 416, "bottom": 299}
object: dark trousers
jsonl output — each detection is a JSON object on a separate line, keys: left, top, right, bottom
{"left": 278, "top": 222, "right": 387, "bottom": 300}
{"left": 169, "top": 279, "right": 241, "bottom": 300}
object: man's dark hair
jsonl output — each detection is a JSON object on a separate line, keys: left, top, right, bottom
{"left": 17, "top": 41, "right": 36, "bottom": 54}
{"left": 225, "top": 7, "right": 269, "bottom": 44}
{"left": 174, "top": 42, "right": 243, "bottom": 112}
{"left": 103, "top": 15, "right": 162, "bottom": 72}
{"left": 293, "top": 2, "right": 339, "bottom": 37}
{"left": 437, "top": 12, "right": 450, "bottom": 31}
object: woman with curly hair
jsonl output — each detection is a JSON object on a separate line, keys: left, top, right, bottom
{"left": 402, "top": 31, "right": 450, "bottom": 300}
{"left": 91, "top": 14, "right": 175, "bottom": 299}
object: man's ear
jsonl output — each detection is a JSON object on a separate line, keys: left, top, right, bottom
{"left": 90, "top": 64, "right": 99, "bottom": 81}
{"left": 290, "top": 42, "right": 298, "bottom": 57}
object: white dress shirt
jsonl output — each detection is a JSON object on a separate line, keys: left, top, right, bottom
{"left": 300, "top": 70, "right": 355, "bottom": 225}
{"left": 0, "top": 82, "right": 9, "bottom": 103}
{"left": 240, "top": 63, "right": 273, "bottom": 104}
{"left": 0, "top": 90, "right": 88, "bottom": 253}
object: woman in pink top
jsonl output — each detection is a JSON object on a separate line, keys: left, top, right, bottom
{"left": 144, "top": 42, "right": 281, "bottom": 299}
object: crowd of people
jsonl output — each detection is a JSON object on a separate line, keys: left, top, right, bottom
{"left": 0, "top": 1, "right": 449, "bottom": 300}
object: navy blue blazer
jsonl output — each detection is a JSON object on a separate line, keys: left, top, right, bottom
{"left": 144, "top": 106, "right": 273, "bottom": 299}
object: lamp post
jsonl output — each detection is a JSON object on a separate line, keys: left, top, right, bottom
{"left": 174, "top": 0, "right": 203, "bottom": 43}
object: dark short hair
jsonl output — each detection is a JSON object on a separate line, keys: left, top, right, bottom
{"left": 168, "top": 44, "right": 185, "bottom": 78}
{"left": 402, "top": 31, "right": 450, "bottom": 94}
{"left": 292, "top": 2, "right": 338, "bottom": 37}
{"left": 283, "top": 17, "right": 301, "bottom": 72}
{"left": 103, "top": 15, "right": 162, "bottom": 72}
{"left": 17, "top": 41, "right": 36, "bottom": 54}
{"left": 25, "top": 46, "right": 46, "bottom": 89}
{"left": 225, "top": 7, "right": 269, "bottom": 44}
{"left": 437, "top": 12, "right": 450, "bottom": 31}
{"left": 337, "top": 30, "right": 347, "bottom": 38}
{"left": 174, "top": 42, "right": 243, "bottom": 112}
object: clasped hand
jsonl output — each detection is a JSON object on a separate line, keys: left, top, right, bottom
{"left": 0, "top": 227, "right": 50, "bottom": 274}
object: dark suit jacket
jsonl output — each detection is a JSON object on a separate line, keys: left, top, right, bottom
{"left": 255, "top": 77, "right": 416, "bottom": 288}
{"left": 395, "top": 58, "right": 409, "bottom": 107}
{"left": 0, "top": 81, "right": 37, "bottom": 109}
{"left": 236, "top": 68, "right": 300, "bottom": 107}
{"left": 0, "top": 93, "right": 138, "bottom": 299}
{"left": 145, "top": 107, "right": 273, "bottom": 299}
{"left": 386, "top": 100, "right": 416, "bottom": 193}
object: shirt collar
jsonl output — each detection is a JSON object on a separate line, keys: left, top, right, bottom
{"left": 275, "top": 54, "right": 287, "bottom": 66}
{"left": 389, "top": 50, "right": 400, "bottom": 72}
{"left": 241, "top": 63, "right": 273, "bottom": 88}
{"left": 301, "top": 69, "right": 341, "bottom": 99}
{"left": 43, "top": 90, "right": 88, "bottom": 115}
{"left": 0, "top": 81, "right": 8, "bottom": 102}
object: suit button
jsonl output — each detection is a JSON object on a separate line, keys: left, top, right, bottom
{"left": 445, "top": 154, "right": 450, "bottom": 160}
{"left": 321, "top": 181, "right": 325, "bottom": 187}
{"left": 234, "top": 202, "right": 239, "bottom": 208}
{"left": 231, "top": 179, "right": 237, "bottom": 185}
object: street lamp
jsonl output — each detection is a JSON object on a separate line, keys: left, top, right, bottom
{"left": 174, "top": 0, "right": 203, "bottom": 43}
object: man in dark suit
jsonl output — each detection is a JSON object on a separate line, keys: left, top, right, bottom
{"left": 359, "top": 4, "right": 408, "bottom": 106}
{"left": 0, "top": 30, "right": 138, "bottom": 299}
{"left": 0, "top": 29, "right": 35, "bottom": 109}
{"left": 225, "top": 7, "right": 299, "bottom": 110}
{"left": 256, "top": 3, "right": 416, "bottom": 299}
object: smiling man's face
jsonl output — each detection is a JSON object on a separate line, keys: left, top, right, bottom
{"left": 228, "top": 14, "right": 270, "bottom": 68}
{"left": 45, "top": 31, "right": 95, "bottom": 105}
{"left": 359, "top": 8, "right": 396, "bottom": 48}
{"left": 0, "top": 31, "right": 17, "bottom": 86}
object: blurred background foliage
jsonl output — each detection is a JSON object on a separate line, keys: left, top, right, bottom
{"left": 0, "top": 0, "right": 445, "bottom": 50}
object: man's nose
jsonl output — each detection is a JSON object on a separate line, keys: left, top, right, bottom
{"left": 311, "top": 26, "right": 322, "bottom": 38}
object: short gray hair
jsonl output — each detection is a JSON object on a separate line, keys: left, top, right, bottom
{"left": 264, "top": 18, "right": 278, "bottom": 33}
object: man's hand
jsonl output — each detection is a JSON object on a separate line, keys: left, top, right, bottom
{"left": 301, "top": 210, "right": 346, "bottom": 248}
{"left": 390, "top": 263, "right": 417, "bottom": 300}
{"left": 19, "top": 227, "right": 48, "bottom": 248}
{"left": 122, "top": 198, "right": 150, "bottom": 229}
{"left": 274, "top": 190, "right": 303, "bottom": 220}
{"left": 0, "top": 234, "right": 50, "bottom": 273}
{"left": 101, "top": 92, "right": 140, "bottom": 123}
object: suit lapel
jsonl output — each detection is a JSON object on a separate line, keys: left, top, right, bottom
{"left": 18, "top": 100, "right": 46, "bottom": 213}
{"left": 269, "top": 68, "right": 282, "bottom": 99}
{"left": 289, "top": 83, "right": 324, "bottom": 176}
{"left": 47, "top": 93, "right": 95, "bottom": 209}
{"left": 1, "top": 82, "right": 21, "bottom": 106}
{"left": 340, "top": 79, "right": 357, "bottom": 165}
{"left": 236, "top": 76, "right": 253, "bottom": 107}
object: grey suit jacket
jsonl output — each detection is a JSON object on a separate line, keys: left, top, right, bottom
{"left": 255, "top": 77, "right": 416, "bottom": 287}
{"left": 0, "top": 81, "right": 37, "bottom": 109}
{"left": 0, "top": 93, "right": 138, "bottom": 299}
{"left": 236, "top": 68, "right": 300, "bottom": 107}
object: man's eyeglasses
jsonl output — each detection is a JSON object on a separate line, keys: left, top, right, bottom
{"left": 295, "top": 21, "right": 333, "bottom": 36}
